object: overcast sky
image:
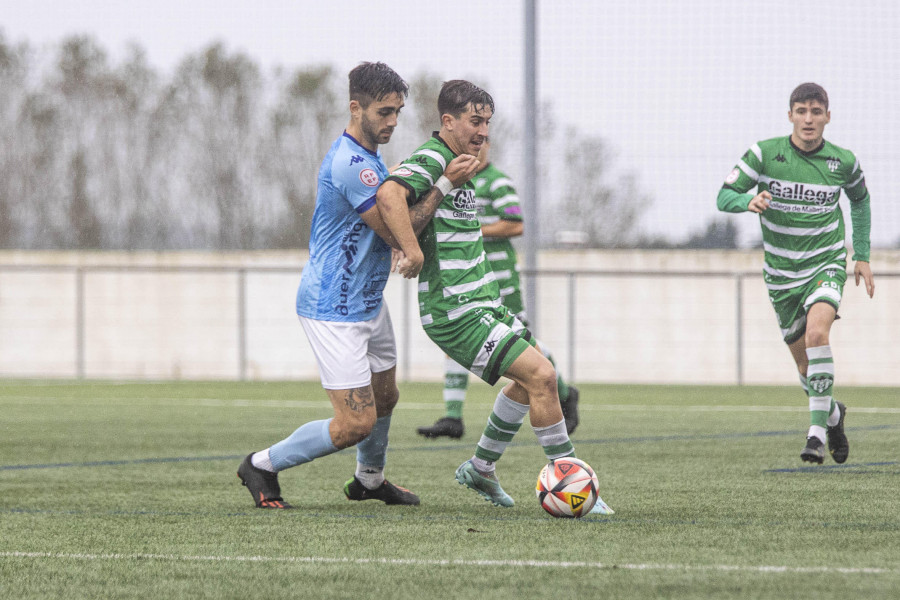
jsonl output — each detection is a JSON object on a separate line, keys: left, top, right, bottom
{"left": 3, "top": 0, "right": 898, "bottom": 246}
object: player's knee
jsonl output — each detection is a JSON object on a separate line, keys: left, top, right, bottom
{"left": 527, "top": 359, "right": 557, "bottom": 397}
{"left": 805, "top": 329, "right": 830, "bottom": 348}
{"left": 375, "top": 385, "right": 400, "bottom": 416}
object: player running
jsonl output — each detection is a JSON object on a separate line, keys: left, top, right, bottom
{"left": 717, "top": 82, "right": 874, "bottom": 464}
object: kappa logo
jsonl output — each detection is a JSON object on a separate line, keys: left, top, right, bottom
{"left": 774, "top": 153, "right": 787, "bottom": 163}
{"left": 826, "top": 156, "right": 841, "bottom": 172}
{"left": 349, "top": 155, "right": 364, "bottom": 165}
{"left": 483, "top": 340, "right": 496, "bottom": 353}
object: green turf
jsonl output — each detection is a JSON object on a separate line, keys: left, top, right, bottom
{"left": 0, "top": 380, "right": 898, "bottom": 599}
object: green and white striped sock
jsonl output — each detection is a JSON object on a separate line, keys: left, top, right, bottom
{"left": 533, "top": 419, "right": 575, "bottom": 460}
{"left": 443, "top": 357, "right": 469, "bottom": 419}
{"left": 806, "top": 345, "right": 834, "bottom": 443}
{"left": 472, "top": 391, "right": 528, "bottom": 473}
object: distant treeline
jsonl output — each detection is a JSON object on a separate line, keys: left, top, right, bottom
{"left": 0, "top": 33, "right": 689, "bottom": 250}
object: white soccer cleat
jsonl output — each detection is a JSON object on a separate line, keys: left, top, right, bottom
{"left": 588, "top": 495, "right": 614, "bottom": 515}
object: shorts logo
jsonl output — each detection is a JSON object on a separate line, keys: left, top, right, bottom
{"left": 359, "top": 169, "right": 379, "bottom": 187}
{"left": 725, "top": 168, "right": 740, "bottom": 185}
{"left": 826, "top": 270, "right": 836, "bottom": 277}
{"left": 483, "top": 340, "right": 496, "bottom": 353}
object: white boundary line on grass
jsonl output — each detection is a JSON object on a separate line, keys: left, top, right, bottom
{"left": 1, "top": 396, "right": 900, "bottom": 413}
{"left": 0, "top": 551, "right": 896, "bottom": 575}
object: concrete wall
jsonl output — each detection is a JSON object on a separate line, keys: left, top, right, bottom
{"left": 1, "top": 249, "right": 897, "bottom": 385}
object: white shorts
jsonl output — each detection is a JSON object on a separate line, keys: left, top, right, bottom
{"left": 299, "top": 304, "right": 397, "bottom": 390}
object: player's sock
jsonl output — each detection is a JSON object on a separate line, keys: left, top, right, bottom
{"left": 443, "top": 357, "right": 469, "bottom": 419}
{"left": 538, "top": 342, "right": 570, "bottom": 402}
{"left": 268, "top": 418, "right": 339, "bottom": 471}
{"left": 533, "top": 419, "right": 575, "bottom": 460}
{"left": 827, "top": 399, "right": 841, "bottom": 428}
{"left": 250, "top": 448, "right": 275, "bottom": 472}
{"left": 472, "top": 391, "right": 528, "bottom": 474}
{"left": 355, "top": 415, "right": 391, "bottom": 488}
{"left": 806, "top": 346, "right": 834, "bottom": 444}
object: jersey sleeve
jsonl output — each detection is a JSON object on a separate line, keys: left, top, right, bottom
{"left": 843, "top": 152, "right": 871, "bottom": 261}
{"left": 385, "top": 148, "right": 447, "bottom": 206}
{"left": 490, "top": 175, "right": 523, "bottom": 222}
{"left": 717, "top": 144, "right": 762, "bottom": 213}
{"left": 842, "top": 153, "right": 869, "bottom": 203}
{"left": 332, "top": 157, "right": 384, "bottom": 214}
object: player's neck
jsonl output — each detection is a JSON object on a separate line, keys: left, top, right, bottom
{"left": 345, "top": 123, "right": 378, "bottom": 153}
{"left": 789, "top": 134, "right": 824, "bottom": 154}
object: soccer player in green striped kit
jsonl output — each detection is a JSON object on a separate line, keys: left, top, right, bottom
{"left": 415, "top": 137, "right": 580, "bottom": 440}
{"left": 374, "top": 80, "right": 609, "bottom": 511}
{"left": 718, "top": 82, "right": 875, "bottom": 464}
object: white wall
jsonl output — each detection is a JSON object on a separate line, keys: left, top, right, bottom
{"left": 1, "top": 249, "right": 897, "bottom": 385}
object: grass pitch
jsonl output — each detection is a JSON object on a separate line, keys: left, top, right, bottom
{"left": 0, "top": 380, "right": 898, "bottom": 599}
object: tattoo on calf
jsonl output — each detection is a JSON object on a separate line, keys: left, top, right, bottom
{"left": 345, "top": 387, "right": 375, "bottom": 412}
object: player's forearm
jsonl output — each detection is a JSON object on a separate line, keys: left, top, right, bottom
{"left": 850, "top": 194, "right": 871, "bottom": 262}
{"left": 376, "top": 189, "right": 421, "bottom": 254}
{"left": 717, "top": 188, "right": 753, "bottom": 213}
{"left": 481, "top": 220, "right": 523, "bottom": 238}
{"left": 408, "top": 186, "right": 445, "bottom": 237}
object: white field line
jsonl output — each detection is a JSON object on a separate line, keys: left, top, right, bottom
{"left": 0, "top": 551, "right": 896, "bottom": 575}
{"left": 2, "top": 396, "right": 900, "bottom": 413}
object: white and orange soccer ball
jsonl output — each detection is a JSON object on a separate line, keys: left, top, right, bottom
{"left": 536, "top": 457, "right": 612, "bottom": 518}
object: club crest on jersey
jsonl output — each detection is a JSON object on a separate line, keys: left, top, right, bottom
{"left": 826, "top": 157, "right": 841, "bottom": 172}
{"left": 359, "top": 168, "right": 379, "bottom": 187}
{"left": 452, "top": 189, "right": 476, "bottom": 210}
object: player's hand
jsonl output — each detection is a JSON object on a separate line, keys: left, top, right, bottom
{"left": 443, "top": 154, "right": 480, "bottom": 187}
{"left": 747, "top": 191, "right": 771, "bottom": 213}
{"left": 397, "top": 247, "right": 424, "bottom": 279}
{"left": 390, "top": 248, "right": 404, "bottom": 273}
{"left": 854, "top": 261, "right": 875, "bottom": 298}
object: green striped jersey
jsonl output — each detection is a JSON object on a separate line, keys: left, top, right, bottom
{"left": 474, "top": 164, "right": 524, "bottom": 315}
{"left": 385, "top": 133, "right": 501, "bottom": 326}
{"left": 719, "top": 136, "right": 869, "bottom": 290}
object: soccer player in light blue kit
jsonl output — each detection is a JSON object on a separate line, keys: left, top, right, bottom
{"left": 236, "top": 62, "right": 419, "bottom": 508}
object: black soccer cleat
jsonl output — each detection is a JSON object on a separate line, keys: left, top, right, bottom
{"left": 237, "top": 453, "right": 292, "bottom": 509}
{"left": 561, "top": 385, "right": 580, "bottom": 435}
{"left": 344, "top": 477, "right": 420, "bottom": 505}
{"left": 416, "top": 417, "right": 464, "bottom": 439}
{"left": 826, "top": 401, "right": 849, "bottom": 464}
{"left": 800, "top": 436, "right": 825, "bottom": 464}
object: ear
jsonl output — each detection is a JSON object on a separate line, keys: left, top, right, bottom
{"left": 350, "top": 100, "right": 362, "bottom": 118}
{"left": 440, "top": 113, "right": 454, "bottom": 130}
{"left": 825, "top": 110, "right": 831, "bottom": 124}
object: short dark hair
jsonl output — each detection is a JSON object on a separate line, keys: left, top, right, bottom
{"left": 349, "top": 62, "right": 408, "bottom": 108}
{"left": 790, "top": 82, "right": 828, "bottom": 110}
{"left": 438, "top": 80, "right": 495, "bottom": 119}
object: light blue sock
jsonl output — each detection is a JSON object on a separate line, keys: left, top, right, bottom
{"left": 356, "top": 415, "right": 392, "bottom": 469}
{"left": 268, "top": 418, "right": 338, "bottom": 471}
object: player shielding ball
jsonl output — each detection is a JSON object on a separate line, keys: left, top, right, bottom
{"left": 717, "top": 82, "right": 874, "bottom": 464}
{"left": 374, "top": 80, "right": 589, "bottom": 509}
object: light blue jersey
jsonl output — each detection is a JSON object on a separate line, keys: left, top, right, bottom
{"left": 297, "top": 132, "right": 391, "bottom": 322}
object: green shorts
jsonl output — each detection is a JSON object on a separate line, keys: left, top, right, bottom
{"left": 769, "top": 268, "right": 846, "bottom": 344}
{"left": 424, "top": 306, "right": 536, "bottom": 385}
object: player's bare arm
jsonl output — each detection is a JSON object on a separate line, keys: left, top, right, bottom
{"left": 481, "top": 220, "right": 523, "bottom": 238}
{"left": 747, "top": 190, "right": 771, "bottom": 214}
{"left": 375, "top": 180, "right": 425, "bottom": 278}
{"left": 854, "top": 261, "right": 875, "bottom": 298}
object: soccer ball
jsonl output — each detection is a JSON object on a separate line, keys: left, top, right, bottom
{"left": 536, "top": 457, "right": 599, "bottom": 518}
